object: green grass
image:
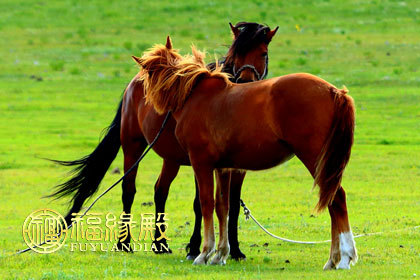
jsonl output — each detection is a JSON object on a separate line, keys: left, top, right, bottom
{"left": 0, "top": 0, "right": 419, "bottom": 279}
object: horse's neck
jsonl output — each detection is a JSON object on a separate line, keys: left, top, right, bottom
{"left": 222, "top": 63, "right": 234, "bottom": 79}
{"left": 206, "top": 58, "right": 235, "bottom": 81}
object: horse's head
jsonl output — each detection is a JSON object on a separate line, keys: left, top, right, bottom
{"left": 225, "top": 22, "right": 278, "bottom": 83}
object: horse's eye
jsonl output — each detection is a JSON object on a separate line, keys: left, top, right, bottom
{"left": 262, "top": 52, "right": 268, "bottom": 57}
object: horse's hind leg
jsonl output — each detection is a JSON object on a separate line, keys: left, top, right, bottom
{"left": 324, "top": 187, "right": 358, "bottom": 269}
{"left": 210, "top": 169, "right": 231, "bottom": 265}
{"left": 153, "top": 159, "right": 180, "bottom": 254}
{"left": 323, "top": 205, "right": 340, "bottom": 269}
{"left": 228, "top": 170, "right": 246, "bottom": 260}
{"left": 186, "top": 178, "right": 203, "bottom": 260}
{"left": 117, "top": 137, "right": 147, "bottom": 251}
{"left": 296, "top": 148, "right": 357, "bottom": 269}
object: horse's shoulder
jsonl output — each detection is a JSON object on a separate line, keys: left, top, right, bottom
{"left": 196, "top": 76, "right": 230, "bottom": 92}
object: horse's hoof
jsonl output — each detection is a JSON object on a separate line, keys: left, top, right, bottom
{"left": 192, "top": 249, "right": 215, "bottom": 265}
{"left": 210, "top": 254, "right": 227, "bottom": 265}
{"left": 210, "top": 259, "right": 226, "bottom": 265}
{"left": 186, "top": 253, "right": 198, "bottom": 260}
{"left": 192, "top": 255, "right": 206, "bottom": 265}
{"left": 230, "top": 249, "right": 246, "bottom": 261}
{"left": 337, "top": 262, "right": 351, "bottom": 270}
{"left": 323, "top": 259, "right": 336, "bottom": 270}
{"left": 185, "top": 244, "right": 201, "bottom": 260}
{"left": 337, "top": 256, "right": 351, "bottom": 270}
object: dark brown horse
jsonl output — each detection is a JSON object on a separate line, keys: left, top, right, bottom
{"left": 49, "top": 22, "right": 278, "bottom": 260}
{"left": 135, "top": 38, "right": 357, "bottom": 269}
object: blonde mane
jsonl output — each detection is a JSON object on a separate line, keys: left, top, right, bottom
{"left": 134, "top": 41, "right": 231, "bottom": 114}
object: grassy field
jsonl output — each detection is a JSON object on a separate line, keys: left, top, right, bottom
{"left": 0, "top": 0, "right": 419, "bottom": 279}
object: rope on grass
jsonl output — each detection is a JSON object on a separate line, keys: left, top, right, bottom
{"left": 240, "top": 199, "right": 420, "bottom": 244}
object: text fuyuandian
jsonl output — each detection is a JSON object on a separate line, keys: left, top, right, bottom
{"left": 22, "top": 209, "right": 170, "bottom": 254}
{"left": 69, "top": 212, "right": 170, "bottom": 252}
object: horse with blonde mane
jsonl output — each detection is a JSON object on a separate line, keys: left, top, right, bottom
{"left": 135, "top": 37, "right": 358, "bottom": 269}
{"left": 49, "top": 22, "right": 277, "bottom": 261}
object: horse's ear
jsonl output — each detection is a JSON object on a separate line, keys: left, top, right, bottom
{"left": 229, "top": 22, "right": 240, "bottom": 38}
{"left": 166, "top": 36, "right": 172, "bottom": 49}
{"left": 267, "top": 26, "right": 279, "bottom": 42}
{"left": 132, "top": 56, "right": 142, "bottom": 66}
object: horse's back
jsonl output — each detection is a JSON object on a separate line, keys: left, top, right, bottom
{"left": 271, "top": 73, "right": 335, "bottom": 98}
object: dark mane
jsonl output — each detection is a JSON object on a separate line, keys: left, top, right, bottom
{"left": 207, "top": 22, "right": 272, "bottom": 78}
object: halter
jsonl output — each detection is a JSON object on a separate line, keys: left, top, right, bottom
{"left": 232, "top": 55, "right": 268, "bottom": 82}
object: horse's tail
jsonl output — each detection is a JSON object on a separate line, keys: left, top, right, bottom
{"left": 47, "top": 100, "right": 122, "bottom": 224}
{"left": 314, "top": 87, "right": 355, "bottom": 212}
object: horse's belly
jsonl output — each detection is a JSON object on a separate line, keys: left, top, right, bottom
{"left": 220, "top": 141, "right": 294, "bottom": 170}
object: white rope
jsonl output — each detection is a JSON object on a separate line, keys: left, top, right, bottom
{"left": 240, "top": 199, "right": 420, "bottom": 244}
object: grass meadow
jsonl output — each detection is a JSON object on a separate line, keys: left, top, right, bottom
{"left": 0, "top": 0, "right": 419, "bottom": 279}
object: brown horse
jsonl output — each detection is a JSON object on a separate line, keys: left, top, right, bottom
{"left": 135, "top": 38, "right": 358, "bottom": 269}
{"left": 49, "top": 22, "right": 278, "bottom": 260}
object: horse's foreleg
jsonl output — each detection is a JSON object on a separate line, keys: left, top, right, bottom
{"left": 117, "top": 138, "right": 147, "bottom": 251}
{"left": 153, "top": 160, "right": 180, "bottom": 254}
{"left": 186, "top": 177, "right": 203, "bottom": 260}
{"left": 192, "top": 165, "right": 215, "bottom": 265}
{"left": 228, "top": 170, "right": 246, "bottom": 260}
{"left": 210, "top": 169, "right": 231, "bottom": 265}
{"left": 324, "top": 187, "right": 358, "bottom": 270}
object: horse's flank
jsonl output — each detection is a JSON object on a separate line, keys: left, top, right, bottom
{"left": 135, "top": 44, "right": 231, "bottom": 114}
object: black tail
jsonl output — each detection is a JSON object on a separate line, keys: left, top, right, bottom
{"left": 48, "top": 100, "right": 122, "bottom": 224}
